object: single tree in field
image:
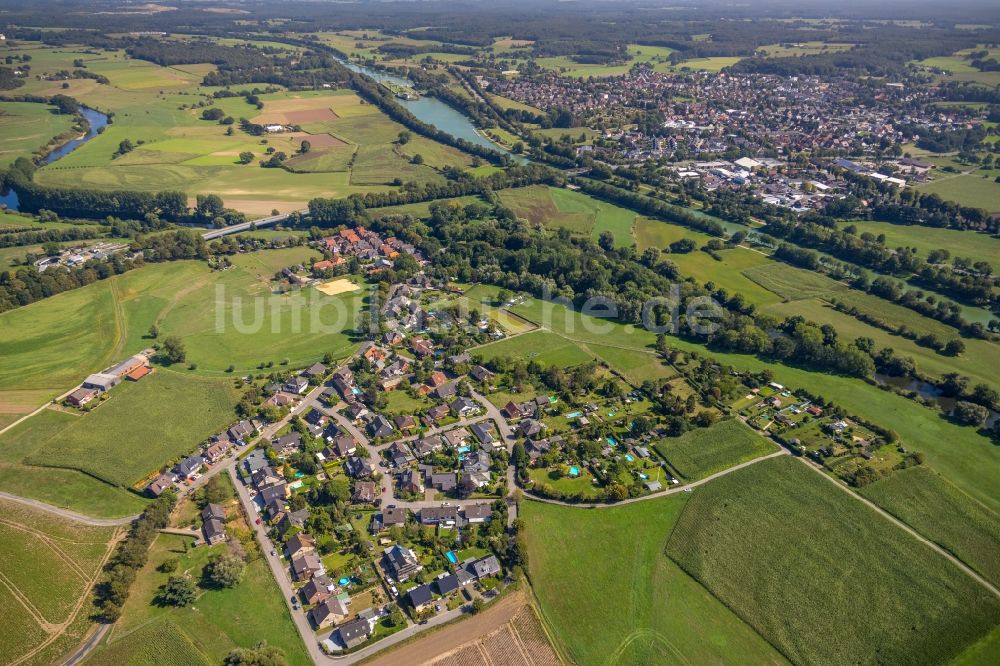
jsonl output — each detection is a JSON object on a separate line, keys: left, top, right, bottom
{"left": 161, "top": 336, "right": 186, "bottom": 364}
{"left": 148, "top": 324, "right": 159, "bottom": 339}
{"left": 397, "top": 131, "right": 411, "bottom": 145}
{"left": 299, "top": 140, "right": 311, "bottom": 154}
{"left": 205, "top": 553, "right": 245, "bottom": 588}
{"left": 411, "top": 153, "right": 424, "bottom": 165}
{"left": 238, "top": 151, "right": 254, "bottom": 164}
{"left": 158, "top": 575, "right": 197, "bottom": 606}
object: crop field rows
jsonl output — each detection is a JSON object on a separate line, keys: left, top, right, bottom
{"left": 665, "top": 456, "right": 1000, "bottom": 666}
{"left": 0, "top": 499, "right": 119, "bottom": 665}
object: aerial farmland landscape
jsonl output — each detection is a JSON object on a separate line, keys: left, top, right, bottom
{"left": 0, "top": 1, "right": 998, "bottom": 665}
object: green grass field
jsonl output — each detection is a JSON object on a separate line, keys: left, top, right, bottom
{"left": 2, "top": 253, "right": 366, "bottom": 393}
{"left": 666, "top": 456, "right": 1000, "bottom": 666}
{"left": 915, "top": 173, "right": 1000, "bottom": 212}
{"left": 633, "top": 216, "right": 713, "bottom": 251}
{"left": 741, "top": 261, "right": 847, "bottom": 301}
{"left": 498, "top": 185, "right": 638, "bottom": 247}
{"left": 6, "top": 370, "right": 239, "bottom": 487}
{"left": 765, "top": 298, "right": 999, "bottom": 392}
{"left": 523, "top": 495, "right": 787, "bottom": 665}
{"left": 0, "top": 462, "right": 148, "bottom": 518}
{"left": 842, "top": 220, "right": 1000, "bottom": 273}
{"left": 672, "top": 247, "right": 784, "bottom": 307}
{"left": 98, "top": 532, "right": 311, "bottom": 665}
{"left": 653, "top": 419, "right": 777, "bottom": 480}
{"left": 860, "top": 465, "right": 1000, "bottom": 589}
{"left": 0, "top": 101, "right": 76, "bottom": 167}
{"left": 0, "top": 498, "right": 117, "bottom": 665}
{"left": 475, "top": 330, "right": 593, "bottom": 367}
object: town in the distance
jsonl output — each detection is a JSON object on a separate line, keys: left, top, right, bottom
{"left": 0, "top": 2, "right": 998, "bottom": 666}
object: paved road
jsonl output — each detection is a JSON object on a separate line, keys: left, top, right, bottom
{"left": 60, "top": 623, "right": 110, "bottom": 666}
{"left": 0, "top": 491, "right": 139, "bottom": 526}
{"left": 229, "top": 465, "right": 333, "bottom": 663}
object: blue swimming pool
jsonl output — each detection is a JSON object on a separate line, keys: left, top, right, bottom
{"left": 607, "top": 437, "right": 618, "bottom": 446}
{"left": 457, "top": 445, "right": 470, "bottom": 453}
{"left": 338, "top": 577, "right": 350, "bottom": 586}
{"left": 566, "top": 411, "right": 582, "bottom": 418}
{"left": 445, "top": 551, "right": 458, "bottom": 564}
{"left": 569, "top": 466, "right": 580, "bottom": 477}
{"left": 625, "top": 454, "right": 634, "bottom": 462}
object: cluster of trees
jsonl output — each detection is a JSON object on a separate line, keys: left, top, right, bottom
{"left": 94, "top": 491, "right": 176, "bottom": 621}
{"left": 0, "top": 229, "right": 206, "bottom": 313}
{"left": 127, "top": 39, "right": 271, "bottom": 69}
{"left": 766, "top": 214, "right": 995, "bottom": 308}
{"left": 0, "top": 251, "right": 138, "bottom": 312}
{"left": 0, "top": 65, "right": 23, "bottom": 89}
{"left": 5, "top": 157, "right": 189, "bottom": 220}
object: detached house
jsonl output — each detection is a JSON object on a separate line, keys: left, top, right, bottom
{"left": 383, "top": 544, "right": 422, "bottom": 581}
{"left": 345, "top": 455, "right": 376, "bottom": 479}
{"left": 368, "top": 415, "right": 394, "bottom": 439}
{"left": 291, "top": 552, "right": 324, "bottom": 580}
{"left": 300, "top": 574, "right": 335, "bottom": 605}
{"left": 337, "top": 618, "right": 372, "bottom": 649}
{"left": 450, "top": 397, "right": 477, "bottom": 417}
{"left": 176, "top": 455, "right": 205, "bottom": 479}
{"left": 201, "top": 504, "right": 227, "bottom": 545}
{"left": 407, "top": 584, "right": 433, "bottom": 612}
{"left": 286, "top": 533, "right": 316, "bottom": 559}
{"left": 309, "top": 597, "right": 350, "bottom": 629}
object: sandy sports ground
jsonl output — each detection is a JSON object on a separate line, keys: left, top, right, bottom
{"left": 315, "top": 278, "right": 361, "bottom": 296}
{"left": 363, "top": 591, "right": 564, "bottom": 666}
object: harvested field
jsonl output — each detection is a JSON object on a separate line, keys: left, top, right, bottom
{"left": 284, "top": 108, "right": 338, "bottom": 124}
{"left": 427, "top": 606, "right": 562, "bottom": 666}
{"left": 365, "top": 592, "right": 562, "bottom": 666}
{"left": 315, "top": 278, "right": 361, "bottom": 296}
{"left": 292, "top": 132, "right": 346, "bottom": 148}
{"left": 251, "top": 95, "right": 342, "bottom": 125}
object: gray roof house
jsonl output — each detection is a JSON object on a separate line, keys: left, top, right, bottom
{"left": 468, "top": 554, "right": 501, "bottom": 580}
{"left": 176, "top": 455, "right": 205, "bottom": 478}
{"left": 338, "top": 617, "right": 372, "bottom": 649}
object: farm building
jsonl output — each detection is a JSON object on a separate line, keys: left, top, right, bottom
{"left": 67, "top": 387, "right": 99, "bottom": 406}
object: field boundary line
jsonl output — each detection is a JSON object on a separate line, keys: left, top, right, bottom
{"left": 0, "top": 518, "right": 90, "bottom": 582}
{"left": 0, "top": 569, "right": 54, "bottom": 630}
{"left": 796, "top": 457, "right": 1000, "bottom": 600}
